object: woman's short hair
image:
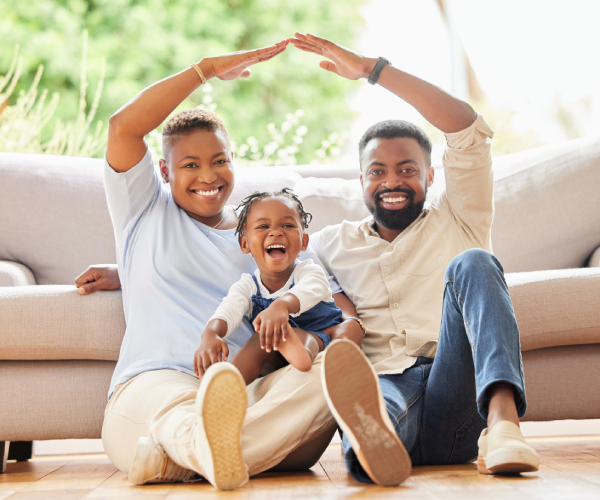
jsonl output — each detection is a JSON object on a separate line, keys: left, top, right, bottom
{"left": 161, "top": 108, "right": 230, "bottom": 159}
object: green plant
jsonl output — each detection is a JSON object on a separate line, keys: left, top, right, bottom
{"left": 2, "top": 0, "right": 364, "bottom": 161}
{"left": 147, "top": 83, "right": 348, "bottom": 167}
{"left": 0, "top": 31, "right": 106, "bottom": 157}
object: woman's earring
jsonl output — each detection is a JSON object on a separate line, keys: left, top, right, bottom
{"left": 162, "top": 177, "right": 168, "bottom": 184}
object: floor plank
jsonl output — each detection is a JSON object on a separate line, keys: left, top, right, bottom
{"left": 0, "top": 438, "right": 599, "bottom": 499}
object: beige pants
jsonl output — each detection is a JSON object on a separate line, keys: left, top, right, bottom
{"left": 101, "top": 353, "right": 337, "bottom": 477}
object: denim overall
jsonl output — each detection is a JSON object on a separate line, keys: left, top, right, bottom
{"left": 250, "top": 274, "right": 342, "bottom": 349}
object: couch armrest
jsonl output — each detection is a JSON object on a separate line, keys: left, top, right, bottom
{"left": 0, "top": 285, "right": 125, "bottom": 361}
{"left": 507, "top": 267, "right": 600, "bottom": 352}
{"left": 0, "top": 261, "right": 36, "bottom": 287}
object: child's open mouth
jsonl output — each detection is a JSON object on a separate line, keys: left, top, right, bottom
{"left": 265, "top": 244, "right": 287, "bottom": 258}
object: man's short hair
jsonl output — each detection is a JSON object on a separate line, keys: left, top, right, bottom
{"left": 358, "top": 120, "right": 432, "bottom": 169}
{"left": 161, "top": 108, "right": 230, "bottom": 160}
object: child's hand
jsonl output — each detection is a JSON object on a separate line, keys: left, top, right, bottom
{"left": 253, "top": 300, "right": 292, "bottom": 353}
{"left": 194, "top": 329, "right": 229, "bottom": 378}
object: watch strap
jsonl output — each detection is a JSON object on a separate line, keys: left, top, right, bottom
{"left": 367, "top": 57, "right": 391, "bottom": 85}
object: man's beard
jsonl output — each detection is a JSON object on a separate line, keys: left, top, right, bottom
{"left": 365, "top": 186, "right": 426, "bottom": 231}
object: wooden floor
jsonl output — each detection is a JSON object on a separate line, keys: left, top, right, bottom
{"left": 1, "top": 437, "right": 600, "bottom": 499}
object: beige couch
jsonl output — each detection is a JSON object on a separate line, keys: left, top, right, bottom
{"left": 1, "top": 135, "right": 600, "bottom": 472}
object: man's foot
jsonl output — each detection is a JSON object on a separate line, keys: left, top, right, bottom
{"left": 477, "top": 421, "right": 540, "bottom": 474}
{"left": 195, "top": 363, "right": 249, "bottom": 490}
{"left": 275, "top": 328, "right": 317, "bottom": 372}
{"left": 322, "top": 339, "right": 411, "bottom": 486}
{"left": 128, "top": 437, "right": 200, "bottom": 485}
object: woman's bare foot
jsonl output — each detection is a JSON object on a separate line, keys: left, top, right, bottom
{"left": 275, "top": 328, "right": 320, "bottom": 372}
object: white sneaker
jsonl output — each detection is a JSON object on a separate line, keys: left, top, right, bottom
{"left": 128, "top": 437, "right": 200, "bottom": 485}
{"left": 321, "top": 339, "right": 411, "bottom": 486}
{"left": 477, "top": 421, "right": 540, "bottom": 474}
{"left": 195, "top": 363, "right": 249, "bottom": 490}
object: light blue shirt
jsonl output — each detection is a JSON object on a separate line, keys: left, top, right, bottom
{"left": 104, "top": 148, "right": 339, "bottom": 398}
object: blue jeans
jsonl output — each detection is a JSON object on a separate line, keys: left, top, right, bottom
{"left": 343, "top": 249, "right": 527, "bottom": 482}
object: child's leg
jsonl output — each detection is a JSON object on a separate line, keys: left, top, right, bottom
{"left": 275, "top": 327, "right": 322, "bottom": 373}
{"left": 233, "top": 332, "right": 280, "bottom": 385}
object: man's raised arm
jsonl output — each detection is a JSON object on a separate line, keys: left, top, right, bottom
{"left": 289, "top": 32, "right": 476, "bottom": 133}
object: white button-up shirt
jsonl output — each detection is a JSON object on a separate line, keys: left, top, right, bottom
{"left": 310, "top": 114, "right": 494, "bottom": 375}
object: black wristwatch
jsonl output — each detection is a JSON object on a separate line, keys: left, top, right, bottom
{"left": 367, "top": 57, "right": 391, "bottom": 85}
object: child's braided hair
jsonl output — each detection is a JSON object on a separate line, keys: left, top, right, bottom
{"left": 235, "top": 187, "right": 313, "bottom": 236}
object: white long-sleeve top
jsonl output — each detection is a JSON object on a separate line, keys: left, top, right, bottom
{"left": 209, "top": 259, "right": 336, "bottom": 338}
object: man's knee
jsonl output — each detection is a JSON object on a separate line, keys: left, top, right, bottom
{"left": 445, "top": 248, "right": 502, "bottom": 280}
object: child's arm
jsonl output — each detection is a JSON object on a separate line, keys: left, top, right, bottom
{"left": 289, "top": 33, "right": 475, "bottom": 134}
{"left": 194, "top": 275, "right": 255, "bottom": 376}
{"left": 106, "top": 40, "right": 288, "bottom": 173}
{"left": 194, "top": 319, "right": 230, "bottom": 378}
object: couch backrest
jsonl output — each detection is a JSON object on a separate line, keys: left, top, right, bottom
{"left": 1, "top": 135, "right": 599, "bottom": 284}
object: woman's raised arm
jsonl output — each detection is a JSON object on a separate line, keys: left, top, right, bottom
{"left": 106, "top": 40, "right": 289, "bottom": 172}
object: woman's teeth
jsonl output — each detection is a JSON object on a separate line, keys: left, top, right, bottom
{"left": 194, "top": 188, "right": 219, "bottom": 196}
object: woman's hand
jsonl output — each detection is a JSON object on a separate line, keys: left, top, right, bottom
{"left": 75, "top": 265, "right": 121, "bottom": 295}
{"left": 201, "top": 39, "right": 289, "bottom": 81}
{"left": 289, "top": 32, "right": 376, "bottom": 81}
{"left": 194, "top": 320, "right": 230, "bottom": 378}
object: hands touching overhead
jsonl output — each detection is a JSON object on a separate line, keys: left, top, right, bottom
{"left": 289, "top": 32, "right": 378, "bottom": 80}
{"left": 202, "top": 39, "right": 289, "bottom": 81}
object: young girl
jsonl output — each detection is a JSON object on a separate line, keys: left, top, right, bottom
{"left": 195, "top": 188, "right": 343, "bottom": 385}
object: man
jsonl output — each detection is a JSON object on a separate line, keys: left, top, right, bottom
{"left": 77, "top": 32, "right": 538, "bottom": 487}
{"left": 290, "top": 32, "right": 539, "bottom": 485}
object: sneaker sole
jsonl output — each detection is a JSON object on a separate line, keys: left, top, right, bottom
{"left": 202, "top": 367, "right": 248, "bottom": 490}
{"left": 478, "top": 448, "right": 540, "bottom": 475}
{"left": 322, "top": 340, "right": 411, "bottom": 486}
{"left": 128, "top": 437, "right": 162, "bottom": 485}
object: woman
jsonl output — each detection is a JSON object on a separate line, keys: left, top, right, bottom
{"left": 85, "top": 38, "right": 362, "bottom": 490}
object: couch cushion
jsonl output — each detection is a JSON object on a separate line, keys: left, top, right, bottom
{"left": 228, "top": 166, "right": 302, "bottom": 207}
{"left": 507, "top": 267, "right": 600, "bottom": 352}
{"left": 492, "top": 134, "right": 600, "bottom": 272}
{"left": 0, "top": 285, "right": 125, "bottom": 361}
{"left": 1, "top": 269, "right": 598, "bottom": 362}
{"left": 293, "top": 177, "right": 370, "bottom": 234}
{"left": 0, "top": 153, "right": 116, "bottom": 285}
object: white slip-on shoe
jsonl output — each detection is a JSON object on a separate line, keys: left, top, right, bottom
{"left": 477, "top": 421, "right": 540, "bottom": 474}
{"left": 322, "top": 339, "right": 411, "bottom": 486}
{"left": 128, "top": 437, "right": 201, "bottom": 485}
{"left": 194, "top": 363, "right": 249, "bottom": 490}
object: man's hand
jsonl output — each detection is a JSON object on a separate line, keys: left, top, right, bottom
{"left": 194, "top": 320, "right": 230, "bottom": 378}
{"left": 253, "top": 297, "right": 295, "bottom": 353}
{"left": 289, "top": 32, "right": 376, "bottom": 81}
{"left": 201, "top": 39, "right": 289, "bottom": 81}
{"left": 289, "top": 32, "right": 475, "bottom": 133}
{"left": 75, "top": 265, "right": 121, "bottom": 295}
